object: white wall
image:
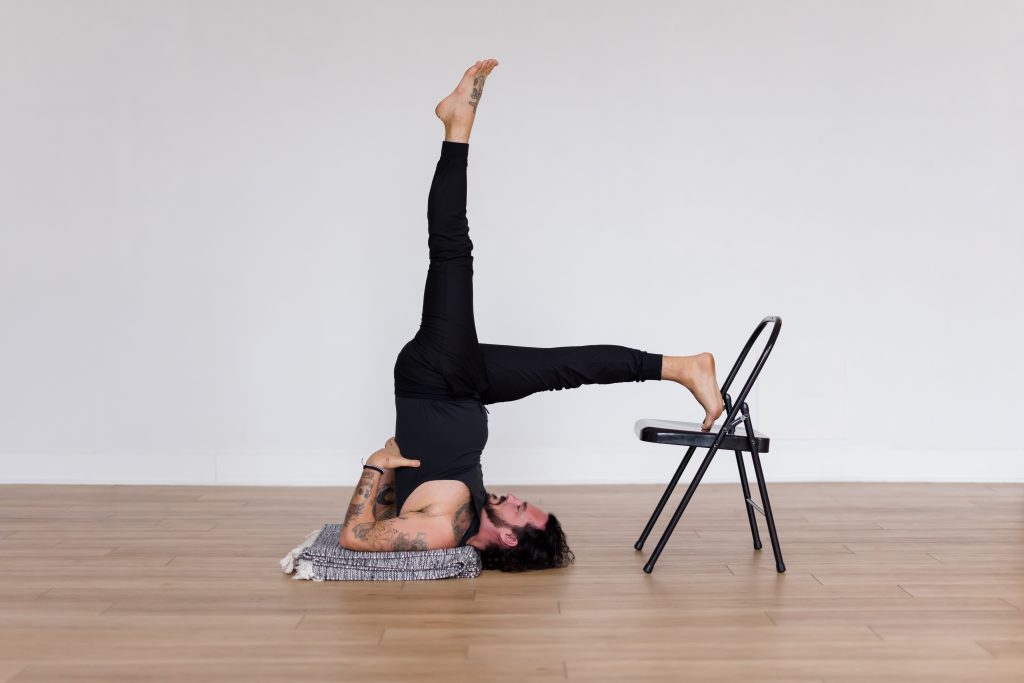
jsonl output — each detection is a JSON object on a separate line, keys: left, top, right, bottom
{"left": 2, "top": 1, "right": 1022, "bottom": 486}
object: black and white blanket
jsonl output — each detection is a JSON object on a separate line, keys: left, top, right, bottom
{"left": 279, "top": 524, "right": 482, "bottom": 581}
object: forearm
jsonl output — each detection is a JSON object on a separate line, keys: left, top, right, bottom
{"left": 374, "top": 469, "right": 397, "bottom": 520}
{"left": 341, "top": 466, "right": 382, "bottom": 535}
{"left": 338, "top": 445, "right": 436, "bottom": 551}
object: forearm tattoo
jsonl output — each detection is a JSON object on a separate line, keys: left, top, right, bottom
{"left": 350, "top": 521, "right": 429, "bottom": 551}
{"left": 374, "top": 483, "right": 397, "bottom": 520}
{"left": 341, "top": 470, "right": 431, "bottom": 550}
{"left": 342, "top": 469, "right": 377, "bottom": 532}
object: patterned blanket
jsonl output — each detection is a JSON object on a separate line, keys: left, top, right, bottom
{"left": 279, "top": 523, "right": 482, "bottom": 581}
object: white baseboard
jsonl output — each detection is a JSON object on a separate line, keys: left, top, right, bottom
{"left": 2, "top": 440, "right": 1022, "bottom": 485}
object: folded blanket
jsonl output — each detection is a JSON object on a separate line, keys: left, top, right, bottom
{"left": 279, "top": 523, "right": 482, "bottom": 581}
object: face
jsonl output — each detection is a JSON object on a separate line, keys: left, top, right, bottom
{"left": 484, "top": 491, "right": 549, "bottom": 532}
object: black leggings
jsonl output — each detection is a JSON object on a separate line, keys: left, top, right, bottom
{"left": 391, "top": 141, "right": 663, "bottom": 516}
{"left": 393, "top": 140, "right": 663, "bottom": 406}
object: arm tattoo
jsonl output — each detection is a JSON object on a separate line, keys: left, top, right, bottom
{"left": 375, "top": 484, "right": 395, "bottom": 507}
{"left": 345, "top": 500, "right": 366, "bottom": 522}
{"left": 340, "top": 468, "right": 434, "bottom": 551}
{"left": 393, "top": 531, "right": 429, "bottom": 551}
{"left": 342, "top": 470, "right": 377, "bottom": 531}
{"left": 350, "top": 521, "right": 429, "bottom": 551}
{"left": 451, "top": 500, "right": 474, "bottom": 543}
{"left": 374, "top": 483, "right": 397, "bottom": 521}
{"left": 354, "top": 470, "right": 375, "bottom": 498}
{"left": 351, "top": 522, "right": 373, "bottom": 541}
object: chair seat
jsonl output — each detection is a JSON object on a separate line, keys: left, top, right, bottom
{"left": 635, "top": 418, "right": 770, "bottom": 453}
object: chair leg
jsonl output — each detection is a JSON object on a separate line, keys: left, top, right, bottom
{"left": 749, "top": 450, "right": 785, "bottom": 572}
{"left": 735, "top": 451, "right": 762, "bottom": 550}
{"left": 741, "top": 401, "right": 786, "bottom": 573}
{"left": 643, "top": 444, "right": 721, "bottom": 574}
{"left": 635, "top": 446, "right": 696, "bottom": 551}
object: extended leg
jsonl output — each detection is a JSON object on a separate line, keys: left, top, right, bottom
{"left": 477, "top": 343, "right": 725, "bottom": 430}
{"left": 394, "top": 60, "right": 499, "bottom": 400}
{"left": 477, "top": 343, "right": 663, "bottom": 405}
{"left": 416, "top": 141, "right": 487, "bottom": 399}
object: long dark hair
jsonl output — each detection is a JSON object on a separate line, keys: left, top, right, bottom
{"left": 478, "top": 513, "right": 574, "bottom": 572}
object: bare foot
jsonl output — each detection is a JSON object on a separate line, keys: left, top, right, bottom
{"left": 435, "top": 58, "right": 499, "bottom": 143}
{"left": 663, "top": 353, "right": 725, "bottom": 431}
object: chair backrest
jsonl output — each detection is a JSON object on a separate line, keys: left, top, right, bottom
{"left": 719, "top": 316, "right": 782, "bottom": 419}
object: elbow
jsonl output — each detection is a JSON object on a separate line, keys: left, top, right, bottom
{"left": 338, "top": 528, "right": 361, "bottom": 551}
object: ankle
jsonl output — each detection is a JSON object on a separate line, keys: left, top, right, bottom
{"left": 661, "top": 355, "right": 690, "bottom": 385}
{"left": 444, "top": 124, "right": 472, "bottom": 144}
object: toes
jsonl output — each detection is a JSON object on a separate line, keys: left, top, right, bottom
{"left": 467, "top": 59, "right": 498, "bottom": 80}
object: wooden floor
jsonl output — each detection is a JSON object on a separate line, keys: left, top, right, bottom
{"left": 0, "top": 482, "right": 1022, "bottom": 682}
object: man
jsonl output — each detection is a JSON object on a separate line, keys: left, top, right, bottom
{"left": 339, "top": 59, "right": 724, "bottom": 571}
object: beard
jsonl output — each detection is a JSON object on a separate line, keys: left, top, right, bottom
{"left": 483, "top": 492, "right": 510, "bottom": 527}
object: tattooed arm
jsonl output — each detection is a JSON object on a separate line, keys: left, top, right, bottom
{"left": 373, "top": 468, "right": 397, "bottom": 521}
{"left": 339, "top": 510, "right": 458, "bottom": 552}
{"left": 338, "top": 440, "right": 463, "bottom": 552}
{"left": 374, "top": 437, "right": 402, "bottom": 520}
{"left": 338, "top": 466, "right": 383, "bottom": 545}
{"left": 340, "top": 491, "right": 476, "bottom": 552}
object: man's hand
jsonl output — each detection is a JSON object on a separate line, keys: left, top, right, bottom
{"left": 367, "top": 440, "right": 419, "bottom": 471}
{"left": 371, "top": 438, "right": 402, "bottom": 521}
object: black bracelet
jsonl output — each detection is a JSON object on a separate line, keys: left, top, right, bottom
{"left": 363, "top": 464, "right": 384, "bottom": 476}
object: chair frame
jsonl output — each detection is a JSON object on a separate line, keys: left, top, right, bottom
{"left": 634, "top": 316, "right": 786, "bottom": 574}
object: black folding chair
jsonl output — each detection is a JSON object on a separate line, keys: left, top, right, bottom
{"left": 633, "top": 316, "right": 785, "bottom": 574}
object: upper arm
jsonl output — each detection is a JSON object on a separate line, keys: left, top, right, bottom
{"left": 339, "top": 513, "right": 457, "bottom": 552}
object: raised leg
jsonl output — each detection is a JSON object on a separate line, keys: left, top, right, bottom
{"left": 415, "top": 141, "right": 487, "bottom": 399}
{"left": 394, "top": 61, "right": 499, "bottom": 400}
{"left": 477, "top": 343, "right": 663, "bottom": 405}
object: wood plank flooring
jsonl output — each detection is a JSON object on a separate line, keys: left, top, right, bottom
{"left": 0, "top": 482, "right": 1022, "bottom": 682}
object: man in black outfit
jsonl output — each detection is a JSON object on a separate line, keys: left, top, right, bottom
{"left": 339, "top": 59, "right": 724, "bottom": 572}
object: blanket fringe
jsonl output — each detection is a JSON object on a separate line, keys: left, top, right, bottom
{"left": 279, "top": 527, "right": 323, "bottom": 575}
{"left": 292, "top": 560, "right": 318, "bottom": 581}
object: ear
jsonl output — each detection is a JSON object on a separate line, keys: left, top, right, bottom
{"left": 498, "top": 527, "right": 518, "bottom": 548}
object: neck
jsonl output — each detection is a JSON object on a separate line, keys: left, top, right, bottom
{"left": 466, "top": 527, "right": 496, "bottom": 550}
